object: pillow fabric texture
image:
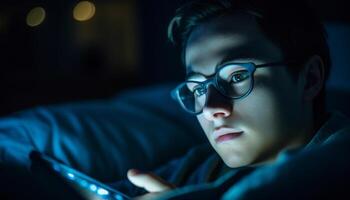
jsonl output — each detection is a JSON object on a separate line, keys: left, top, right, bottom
{"left": 0, "top": 84, "right": 205, "bottom": 181}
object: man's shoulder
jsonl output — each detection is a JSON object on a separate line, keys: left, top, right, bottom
{"left": 320, "top": 111, "right": 350, "bottom": 146}
{"left": 305, "top": 111, "right": 350, "bottom": 148}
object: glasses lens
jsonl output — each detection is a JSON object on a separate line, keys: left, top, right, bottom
{"left": 177, "top": 81, "right": 207, "bottom": 113}
{"left": 175, "top": 64, "right": 254, "bottom": 114}
{"left": 217, "top": 64, "right": 252, "bottom": 98}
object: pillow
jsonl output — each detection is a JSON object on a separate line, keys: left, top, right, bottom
{"left": 0, "top": 84, "right": 205, "bottom": 181}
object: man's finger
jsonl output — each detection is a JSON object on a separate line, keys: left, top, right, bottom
{"left": 127, "top": 169, "right": 175, "bottom": 192}
{"left": 133, "top": 192, "right": 166, "bottom": 200}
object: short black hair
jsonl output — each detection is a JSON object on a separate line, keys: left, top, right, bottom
{"left": 168, "top": 0, "right": 331, "bottom": 120}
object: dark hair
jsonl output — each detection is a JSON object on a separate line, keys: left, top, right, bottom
{"left": 168, "top": 0, "right": 331, "bottom": 121}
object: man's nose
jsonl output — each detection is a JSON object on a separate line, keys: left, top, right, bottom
{"left": 202, "top": 84, "right": 233, "bottom": 120}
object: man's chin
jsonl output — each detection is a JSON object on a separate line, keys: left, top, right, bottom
{"left": 220, "top": 153, "right": 252, "bottom": 168}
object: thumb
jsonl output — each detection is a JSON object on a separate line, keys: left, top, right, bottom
{"left": 127, "top": 169, "right": 175, "bottom": 193}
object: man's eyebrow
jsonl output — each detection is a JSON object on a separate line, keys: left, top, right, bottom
{"left": 185, "top": 63, "right": 203, "bottom": 78}
{"left": 217, "top": 49, "right": 257, "bottom": 67}
{"left": 185, "top": 48, "right": 258, "bottom": 79}
{"left": 185, "top": 70, "right": 205, "bottom": 80}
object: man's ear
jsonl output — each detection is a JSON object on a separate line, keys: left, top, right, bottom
{"left": 300, "top": 55, "right": 325, "bottom": 101}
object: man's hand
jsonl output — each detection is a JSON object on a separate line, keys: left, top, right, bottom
{"left": 127, "top": 169, "right": 175, "bottom": 192}
{"left": 127, "top": 169, "right": 176, "bottom": 200}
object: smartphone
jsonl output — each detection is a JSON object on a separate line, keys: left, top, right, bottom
{"left": 30, "top": 151, "right": 131, "bottom": 200}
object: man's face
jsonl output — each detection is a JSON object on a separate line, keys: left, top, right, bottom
{"left": 185, "top": 13, "right": 310, "bottom": 168}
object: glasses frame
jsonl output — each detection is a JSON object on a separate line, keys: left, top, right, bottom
{"left": 171, "top": 61, "right": 291, "bottom": 115}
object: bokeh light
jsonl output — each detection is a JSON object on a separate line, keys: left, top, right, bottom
{"left": 73, "top": 1, "right": 96, "bottom": 21}
{"left": 26, "top": 7, "right": 46, "bottom": 27}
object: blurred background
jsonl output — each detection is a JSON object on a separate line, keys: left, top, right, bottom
{"left": 0, "top": 0, "right": 349, "bottom": 116}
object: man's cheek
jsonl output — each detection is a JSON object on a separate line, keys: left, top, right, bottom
{"left": 197, "top": 116, "right": 212, "bottom": 137}
{"left": 238, "top": 94, "right": 275, "bottom": 121}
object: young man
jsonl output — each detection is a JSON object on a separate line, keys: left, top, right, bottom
{"left": 113, "top": 0, "right": 350, "bottom": 199}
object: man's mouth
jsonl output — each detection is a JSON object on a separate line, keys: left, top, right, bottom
{"left": 213, "top": 127, "right": 244, "bottom": 143}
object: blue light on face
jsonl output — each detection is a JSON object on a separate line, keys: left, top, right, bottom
{"left": 97, "top": 188, "right": 109, "bottom": 195}
{"left": 89, "top": 184, "right": 97, "bottom": 191}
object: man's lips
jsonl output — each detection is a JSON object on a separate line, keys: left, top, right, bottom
{"left": 213, "top": 127, "right": 244, "bottom": 143}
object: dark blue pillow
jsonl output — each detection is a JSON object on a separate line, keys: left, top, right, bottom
{"left": 0, "top": 84, "right": 205, "bottom": 181}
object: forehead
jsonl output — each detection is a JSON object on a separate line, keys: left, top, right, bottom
{"left": 185, "top": 13, "right": 284, "bottom": 76}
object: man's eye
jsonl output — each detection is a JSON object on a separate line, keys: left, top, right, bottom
{"left": 230, "top": 71, "right": 250, "bottom": 83}
{"left": 193, "top": 86, "right": 206, "bottom": 97}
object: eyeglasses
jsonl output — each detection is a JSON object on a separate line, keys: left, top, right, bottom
{"left": 171, "top": 61, "right": 290, "bottom": 115}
